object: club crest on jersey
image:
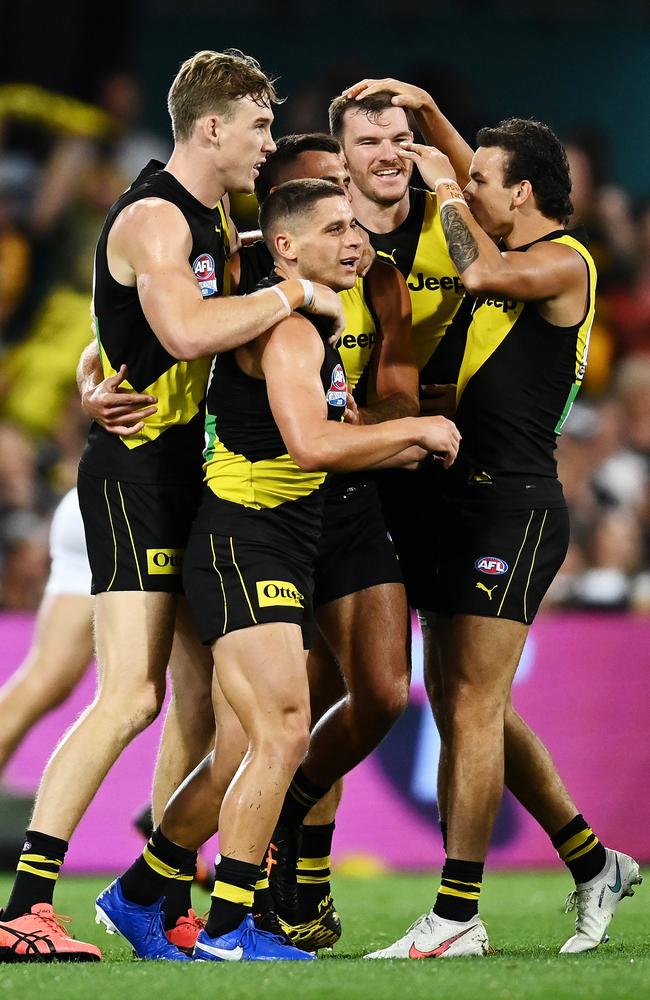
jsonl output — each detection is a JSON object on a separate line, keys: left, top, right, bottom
{"left": 193, "top": 253, "right": 218, "bottom": 297}
{"left": 327, "top": 362, "right": 347, "bottom": 407}
{"left": 475, "top": 556, "right": 508, "bottom": 575}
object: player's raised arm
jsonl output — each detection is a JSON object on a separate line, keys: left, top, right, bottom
{"left": 342, "top": 77, "right": 473, "bottom": 185}
{"left": 398, "top": 143, "right": 587, "bottom": 307}
{"left": 110, "top": 198, "right": 344, "bottom": 360}
{"left": 261, "top": 314, "right": 459, "bottom": 472}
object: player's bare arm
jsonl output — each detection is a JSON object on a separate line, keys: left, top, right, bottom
{"left": 343, "top": 77, "right": 473, "bottom": 185}
{"left": 399, "top": 144, "right": 588, "bottom": 322}
{"left": 108, "top": 198, "right": 345, "bottom": 359}
{"left": 358, "top": 260, "right": 418, "bottom": 425}
{"left": 261, "top": 314, "right": 460, "bottom": 472}
{"left": 76, "top": 340, "right": 158, "bottom": 436}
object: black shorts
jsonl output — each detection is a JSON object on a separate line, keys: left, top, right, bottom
{"left": 77, "top": 470, "right": 201, "bottom": 595}
{"left": 433, "top": 501, "right": 570, "bottom": 624}
{"left": 313, "top": 479, "right": 402, "bottom": 609}
{"left": 183, "top": 532, "right": 315, "bottom": 648}
{"left": 374, "top": 466, "right": 444, "bottom": 611}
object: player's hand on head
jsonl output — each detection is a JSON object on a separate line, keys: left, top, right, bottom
{"left": 418, "top": 415, "right": 461, "bottom": 469}
{"left": 304, "top": 283, "right": 346, "bottom": 345}
{"left": 342, "top": 78, "right": 432, "bottom": 112}
{"left": 398, "top": 143, "right": 457, "bottom": 191}
{"left": 82, "top": 363, "right": 158, "bottom": 436}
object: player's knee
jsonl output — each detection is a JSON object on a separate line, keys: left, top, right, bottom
{"left": 100, "top": 679, "right": 166, "bottom": 735}
{"left": 358, "top": 676, "right": 409, "bottom": 732}
{"left": 259, "top": 706, "right": 311, "bottom": 768}
{"left": 446, "top": 677, "right": 507, "bottom": 728}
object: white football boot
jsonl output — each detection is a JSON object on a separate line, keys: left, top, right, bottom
{"left": 365, "top": 909, "right": 489, "bottom": 960}
{"left": 560, "top": 848, "right": 642, "bottom": 954}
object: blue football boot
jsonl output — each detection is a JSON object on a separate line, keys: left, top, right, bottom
{"left": 95, "top": 879, "right": 192, "bottom": 961}
{"left": 193, "top": 913, "right": 316, "bottom": 961}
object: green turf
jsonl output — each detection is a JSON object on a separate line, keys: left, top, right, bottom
{"left": 0, "top": 870, "right": 648, "bottom": 1000}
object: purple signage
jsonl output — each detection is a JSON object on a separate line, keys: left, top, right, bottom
{"left": 1, "top": 612, "right": 648, "bottom": 871}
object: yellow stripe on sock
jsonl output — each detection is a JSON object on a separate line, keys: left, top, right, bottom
{"left": 438, "top": 885, "right": 481, "bottom": 901}
{"left": 255, "top": 876, "right": 269, "bottom": 891}
{"left": 557, "top": 828, "right": 595, "bottom": 861}
{"left": 565, "top": 837, "right": 600, "bottom": 862}
{"left": 212, "top": 881, "right": 254, "bottom": 906}
{"left": 16, "top": 863, "right": 59, "bottom": 879}
{"left": 297, "top": 856, "right": 331, "bottom": 871}
{"left": 19, "top": 854, "right": 63, "bottom": 866}
{"left": 443, "top": 878, "right": 482, "bottom": 889}
{"left": 142, "top": 845, "right": 192, "bottom": 881}
{"left": 297, "top": 874, "right": 330, "bottom": 885}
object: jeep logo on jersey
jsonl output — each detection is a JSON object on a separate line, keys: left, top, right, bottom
{"left": 475, "top": 556, "right": 508, "bottom": 575}
{"left": 481, "top": 296, "right": 519, "bottom": 314}
{"left": 327, "top": 363, "right": 347, "bottom": 407}
{"left": 407, "top": 272, "right": 464, "bottom": 295}
{"left": 192, "top": 253, "right": 218, "bottom": 297}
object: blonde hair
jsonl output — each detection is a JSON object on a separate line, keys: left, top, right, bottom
{"left": 168, "top": 48, "right": 282, "bottom": 142}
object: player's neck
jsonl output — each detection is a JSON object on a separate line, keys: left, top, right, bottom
{"left": 503, "top": 213, "right": 564, "bottom": 250}
{"left": 349, "top": 184, "right": 410, "bottom": 234}
{"left": 164, "top": 145, "right": 226, "bottom": 209}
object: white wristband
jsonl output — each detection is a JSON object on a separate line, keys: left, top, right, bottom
{"left": 299, "top": 278, "right": 315, "bottom": 308}
{"left": 433, "top": 177, "right": 459, "bottom": 191}
{"left": 438, "top": 196, "right": 467, "bottom": 208}
{"left": 269, "top": 283, "right": 291, "bottom": 317}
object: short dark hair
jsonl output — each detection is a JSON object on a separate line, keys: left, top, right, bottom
{"left": 476, "top": 118, "right": 573, "bottom": 224}
{"left": 258, "top": 178, "right": 345, "bottom": 254}
{"left": 255, "top": 133, "right": 342, "bottom": 201}
{"left": 328, "top": 91, "right": 413, "bottom": 141}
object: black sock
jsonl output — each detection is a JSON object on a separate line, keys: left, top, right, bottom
{"left": 433, "top": 857, "right": 484, "bottom": 922}
{"left": 119, "top": 827, "right": 197, "bottom": 929}
{"left": 279, "top": 767, "right": 331, "bottom": 827}
{"left": 439, "top": 820, "right": 448, "bottom": 854}
{"left": 3, "top": 830, "right": 68, "bottom": 921}
{"left": 552, "top": 814, "right": 607, "bottom": 885}
{"left": 206, "top": 856, "right": 258, "bottom": 938}
{"left": 296, "top": 822, "right": 335, "bottom": 921}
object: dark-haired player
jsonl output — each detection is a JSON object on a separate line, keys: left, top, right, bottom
{"left": 94, "top": 179, "right": 460, "bottom": 962}
{"left": 365, "top": 118, "right": 641, "bottom": 958}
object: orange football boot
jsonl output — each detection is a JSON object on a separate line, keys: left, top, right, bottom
{"left": 0, "top": 904, "right": 101, "bottom": 962}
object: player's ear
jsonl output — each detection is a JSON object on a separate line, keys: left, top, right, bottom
{"left": 275, "top": 232, "right": 298, "bottom": 263}
{"left": 513, "top": 179, "right": 533, "bottom": 208}
{"left": 201, "top": 115, "right": 221, "bottom": 147}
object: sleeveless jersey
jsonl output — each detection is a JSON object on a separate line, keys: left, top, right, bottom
{"left": 80, "top": 159, "right": 230, "bottom": 484}
{"left": 363, "top": 187, "right": 465, "bottom": 373}
{"left": 197, "top": 275, "right": 347, "bottom": 555}
{"left": 449, "top": 227, "right": 596, "bottom": 506}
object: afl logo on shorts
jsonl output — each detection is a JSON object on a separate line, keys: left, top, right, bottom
{"left": 327, "top": 362, "right": 347, "bottom": 408}
{"left": 475, "top": 556, "right": 508, "bottom": 575}
{"left": 192, "top": 253, "right": 218, "bottom": 297}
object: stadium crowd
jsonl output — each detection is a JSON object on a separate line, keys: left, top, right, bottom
{"left": 0, "top": 73, "right": 648, "bottom": 613}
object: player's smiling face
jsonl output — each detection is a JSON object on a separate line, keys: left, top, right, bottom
{"left": 291, "top": 196, "right": 362, "bottom": 291}
{"left": 342, "top": 106, "right": 413, "bottom": 206}
{"left": 275, "top": 151, "right": 351, "bottom": 200}
{"left": 216, "top": 95, "right": 276, "bottom": 193}
{"left": 464, "top": 147, "right": 518, "bottom": 239}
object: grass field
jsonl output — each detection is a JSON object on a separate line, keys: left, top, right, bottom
{"left": 0, "top": 869, "right": 648, "bottom": 1000}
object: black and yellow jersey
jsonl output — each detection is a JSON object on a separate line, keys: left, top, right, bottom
{"left": 363, "top": 187, "right": 465, "bottom": 374}
{"left": 80, "top": 159, "right": 230, "bottom": 484}
{"left": 195, "top": 275, "right": 347, "bottom": 557}
{"left": 448, "top": 227, "right": 596, "bottom": 507}
{"left": 238, "top": 241, "right": 376, "bottom": 398}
